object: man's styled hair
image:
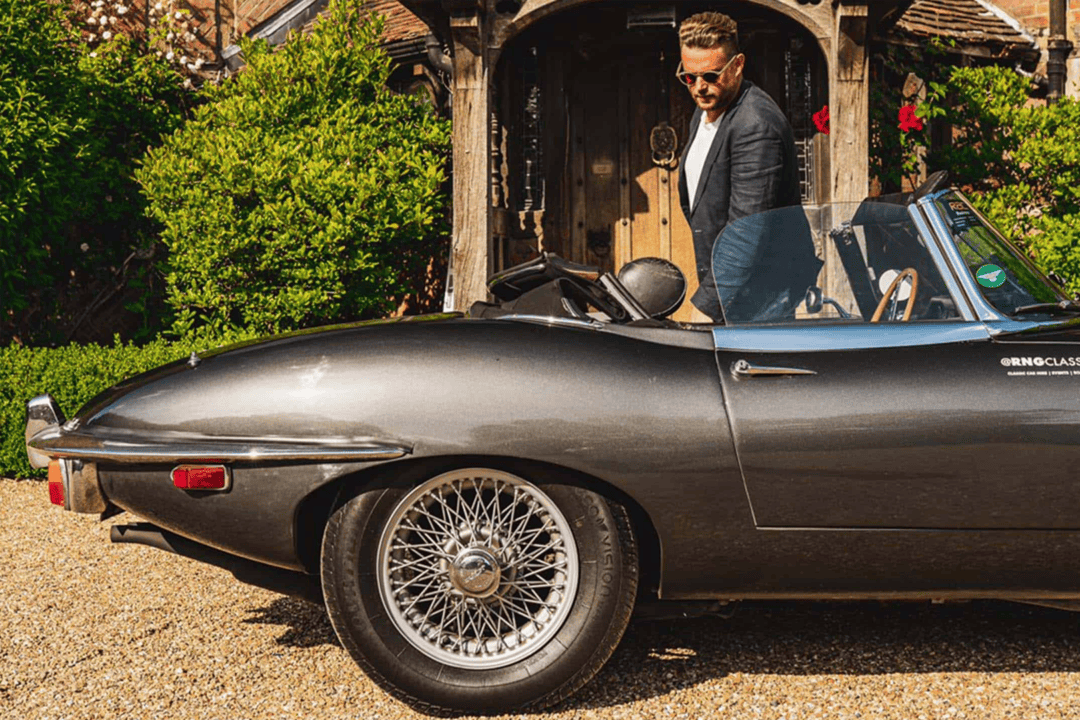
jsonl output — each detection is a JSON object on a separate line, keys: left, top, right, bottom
{"left": 679, "top": 11, "right": 739, "bottom": 57}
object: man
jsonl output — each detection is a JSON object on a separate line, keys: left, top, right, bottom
{"left": 677, "top": 12, "right": 820, "bottom": 323}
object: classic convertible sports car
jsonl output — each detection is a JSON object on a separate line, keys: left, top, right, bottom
{"left": 27, "top": 182, "right": 1080, "bottom": 713}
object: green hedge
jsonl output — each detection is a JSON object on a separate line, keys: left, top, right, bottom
{"left": 1, "top": 332, "right": 255, "bottom": 479}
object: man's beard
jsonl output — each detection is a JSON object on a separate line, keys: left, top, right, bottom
{"left": 697, "top": 82, "right": 739, "bottom": 114}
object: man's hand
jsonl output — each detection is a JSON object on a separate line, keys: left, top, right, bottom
{"left": 690, "top": 306, "right": 713, "bottom": 324}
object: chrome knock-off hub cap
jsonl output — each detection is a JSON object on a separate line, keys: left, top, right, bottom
{"left": 450, "top": 548, "right": 501, "bottom": 597}
{"left": 377, "top": 469, "right": 579, "bottom": 670}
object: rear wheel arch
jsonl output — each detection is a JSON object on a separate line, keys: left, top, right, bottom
{"left": 293, "top": 456, "right": 662, "bottom": 596}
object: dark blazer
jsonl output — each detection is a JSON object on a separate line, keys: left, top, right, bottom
{"left": 678, "top": 80, "right": 820, "bottom": 321}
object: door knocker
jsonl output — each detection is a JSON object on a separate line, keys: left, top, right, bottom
{"left": 650, "top": 121, "right": 678, "bottom": 169}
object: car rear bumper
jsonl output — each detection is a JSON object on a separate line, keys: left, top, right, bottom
{"left": 26, "top": 394, "right": 107, "bottom": 514}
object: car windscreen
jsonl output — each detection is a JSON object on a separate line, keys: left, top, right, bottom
{"left": 930, "top": 191, "right": 1067, "bottom": 316}
{"left": 709, "top": 202, "right": 962, "bottom": 325}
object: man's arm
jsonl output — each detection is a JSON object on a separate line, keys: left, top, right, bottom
{"left": 713, "top": 119, "right": 788, "bottom": 295}
{"left": 728, "top": 119, "right": 787, "bottom": 222}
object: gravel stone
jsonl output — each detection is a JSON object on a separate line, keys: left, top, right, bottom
{"left": 6, "top": 479, "right": 1080, "bottom": 719}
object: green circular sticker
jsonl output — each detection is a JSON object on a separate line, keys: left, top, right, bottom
{"left": 976, "top": 264, "right": 1006, "bottom": 288}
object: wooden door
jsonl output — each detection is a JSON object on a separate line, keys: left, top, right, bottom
{"left": 566, "top": 38, "right": 699, "bottom": 322}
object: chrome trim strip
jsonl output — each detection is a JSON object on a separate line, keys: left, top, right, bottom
{"left": 27, "top": 429, "right": 410, "bottom": 464}
{"left": 908, "top": 203, "right": 978, "bottom": 322}
{"left": 712, "top": 322, "right": 991, "bottom": 352}
{"left": 916, "top": 195, "right": 1005, "bottom": 322}
{"left": 496, "top": 314, "right": 603, "bottom": 329}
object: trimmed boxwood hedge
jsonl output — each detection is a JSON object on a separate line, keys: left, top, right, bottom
{"left": 1, "top": 332, "right": 256, "bottom": 479}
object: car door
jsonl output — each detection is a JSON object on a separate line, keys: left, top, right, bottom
{"left": 714, "top": 322, "right": 1080, "bottom": 529}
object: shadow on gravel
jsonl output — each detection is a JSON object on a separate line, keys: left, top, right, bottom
{"left": 240, "top": 596, "right": 1080, "bottom": 712}
{"left": 555, "top": 600, "right": 1080, "bottom": 712}
{"left": 243, "top": 597, "right": 340, "bottom": 649}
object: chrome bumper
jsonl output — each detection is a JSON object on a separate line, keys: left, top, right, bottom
{"left": 26, "top": 394, "right": 65, "bottom": 469}
{"left": 26, "top": 394, "right": 107, "bottom": 514}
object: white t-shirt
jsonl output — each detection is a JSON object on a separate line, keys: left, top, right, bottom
{"left": 684, "top": 111, "right": 724, "bottom": 212}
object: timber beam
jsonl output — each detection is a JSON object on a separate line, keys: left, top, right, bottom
{"left": 446, "top": 5, "right": 494, "bottom": 312}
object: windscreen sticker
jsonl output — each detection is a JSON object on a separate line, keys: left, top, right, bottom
{"left": 942, "top": 200, "right": 980, "bottom": 231}
{"left": 1001, "top": 356, "right": 1080, "bottom": 377}
{"left": 976, "top": 263, "right": 1006, "bottom": 288}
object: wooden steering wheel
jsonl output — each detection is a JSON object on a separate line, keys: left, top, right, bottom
{"left": 871, "top": 268, "right": 920, "bottom": 322}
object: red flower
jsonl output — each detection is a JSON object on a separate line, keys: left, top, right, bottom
{"left": 898, "top": 104, "right": 924, "bottom": 132}
{"left": 812, "top": 105, "right": 830, "bottom": 135}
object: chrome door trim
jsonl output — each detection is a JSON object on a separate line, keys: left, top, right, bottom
{"left": 907, "top": 203, "right": 978, "bottom": 322}
{"left": 27, "top": 428, "right": 411, "bottom": 464}
{"left": 712, "top": 322, "right": 991, "bottom": 352}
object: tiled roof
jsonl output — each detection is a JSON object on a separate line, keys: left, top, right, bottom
{"left": 299, "top": 0, "right": 428, "bottom": 44}
{"left": 893, "top": 0, "right": 1036, "bottom": 54}
{"left": 365, "top": 0, "right": 429, "bottom": 43}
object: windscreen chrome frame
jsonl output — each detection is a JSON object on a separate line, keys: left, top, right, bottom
{"left": 907, "top": 202, "right": 978, "bottom": 323}
{"left": 916, "top": 194, "right": 1005, "bottom": 323}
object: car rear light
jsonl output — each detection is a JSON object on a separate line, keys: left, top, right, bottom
{"left": 171, "top": 465, "right": 230, "bottom": 491}
{"left": 48, "top": 460, "right": 65, "bottom": 507}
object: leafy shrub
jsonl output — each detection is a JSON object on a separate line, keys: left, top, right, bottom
{"left": 137, "top": 0, "right": 451, "bottom": 340}
{"left": 1, "top": 330, "right": 258, "bottom": 479}
{"left": 923, "top": 67, "right": 1080, "bottom": 294}
{"left": 0, "top": 0, "right": 191, "bottom": 345}
{"left": 869, "top": 38, "right": 953, "bottom": 193}
{"left": 0, "top": 0, "right": 83, "bottom": 332}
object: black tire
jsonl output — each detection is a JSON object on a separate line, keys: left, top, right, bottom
{"left": 320, "top": 466, "right": 638, "bottom": 714}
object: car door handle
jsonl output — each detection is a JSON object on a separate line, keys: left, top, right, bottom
{"left": 731, "top": 360, "right": 817, "bottom": 378}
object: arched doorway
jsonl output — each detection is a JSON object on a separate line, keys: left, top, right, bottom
{"left": 492, "top": 3, "right": 829, "bottom": 320}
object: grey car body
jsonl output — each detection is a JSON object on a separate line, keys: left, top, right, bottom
{"left": 26, "top": 186, "right": 1080, "bottom": 712}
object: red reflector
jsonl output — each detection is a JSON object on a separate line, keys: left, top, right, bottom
{"left": 171, "top": 465, "right": 229, "bottom": 490}
{"left": 48, "top": 460, "right": 65, "bottom": 507}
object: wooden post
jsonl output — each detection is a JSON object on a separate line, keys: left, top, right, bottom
{"left": 823, "top": 3, "right": 869, "bottom": 314}
{"left": 830, "top": 4, "right": 869, "bottom": 204}
{"left": 448, "top": 12, "right": 493, "bottom": 312}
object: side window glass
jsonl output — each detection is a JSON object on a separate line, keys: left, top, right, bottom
{"left": 933, "top": 193, "right": 1064, "bottom": 315}
{"left": 711, "top": 202, "right": 962, "bottom": 326}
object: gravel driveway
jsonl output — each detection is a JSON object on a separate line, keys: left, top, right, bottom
{"left": 5, "top": 478, "right": 1080, "bottom": 720}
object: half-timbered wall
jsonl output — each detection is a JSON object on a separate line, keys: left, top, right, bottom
{"left": 437, "top": 0, "right": 889, "bottom": 315}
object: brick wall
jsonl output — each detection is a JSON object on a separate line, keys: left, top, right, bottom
{"left": 97, "top": 0, "right": 306, "bottom": 67}
{"left": 166, "top": 0, "right": 295, "bottom": 54}
{"left": 990, "top": 0, "right": 1079, "bottom": 97}
{"left": 116, "top": 0, "right": 424, "bottom": 66}
{"left": 991, "top": 0, "right": 1080, "bottom": 40}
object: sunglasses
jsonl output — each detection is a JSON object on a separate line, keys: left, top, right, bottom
{"left": 675, "top": 53, "right": 743, "bottom": 87}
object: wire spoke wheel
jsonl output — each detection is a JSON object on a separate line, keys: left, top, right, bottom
{"left": 323, "top": 464, "right": 637, "bottom": 712}
{"left": 376, "top": 469, "right": 579, "bottom": 670}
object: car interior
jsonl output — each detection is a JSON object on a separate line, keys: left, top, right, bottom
{"left": 468, "top": 171, "right": 969, "bottom": 328}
